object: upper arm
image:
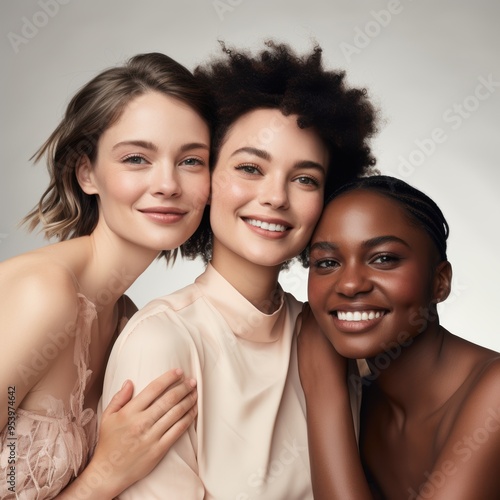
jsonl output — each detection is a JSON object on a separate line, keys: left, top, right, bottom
{"left": 0, "top": 264, "right": 79, "bottom": 429}
{"left": 102, "top": 306, "right": 199, "bottom": 403}
{"left": 102, "top": 306, "right": 204, "bottom": 499}
{"left": 416, "top": 360, "right": 500, "bottom": 499}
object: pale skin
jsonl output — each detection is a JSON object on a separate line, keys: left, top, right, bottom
{"left": 0, "top": 91, "right": 210, "bottom": 498}
{"left": 209, "top": 108, "right": 330, "bottom": 309}
{"left": 113, "top": 107, "right": 331, "bottom": 497}
{"left": 298, "top": 190, "right": 500, "bottom": 499}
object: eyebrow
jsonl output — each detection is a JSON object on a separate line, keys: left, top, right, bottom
{"left": 309, "top": 241, "right": 338, "bottom": 252}
{"left": 310, "top": 235, "right": 411, "bottom": 252}
{"left": 230, "top": 146, "right": 326, "bottom": 173}
{"left": 112, "top": 140, "right": 209, "bottom": 152}
{"left": 180, "top": 142, "right": 210, "bottom": 152}
{"left": 112, "top": 140, "right": 158, "bottom": 152}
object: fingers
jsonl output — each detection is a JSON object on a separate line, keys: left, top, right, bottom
{"left": 155, "top": 387, "right": 197, "bottom": 433}
{"left": 124, "top": 383, "right": 198, "bottom": 458}
{"left": 145, "top": 377, "right": 197, "bottom": 425}
{"left": 151, "top": 390, "right": 198, "bottom": 453}
{"left": 126, "top": 368, "right": 186, "bottom": 412}
{"left": 102, "top": 379, "right": 134, "bottom": 417}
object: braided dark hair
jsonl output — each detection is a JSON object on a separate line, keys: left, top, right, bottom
{"left": 327, "top": 175, "right": 449, "bottom": 261}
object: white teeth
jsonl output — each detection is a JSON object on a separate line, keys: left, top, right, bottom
{"left": 247, "top": 219, "right": 287, "bottom": 232}
{"left": 337, "top": 310, "right": 384, "bottom": 321}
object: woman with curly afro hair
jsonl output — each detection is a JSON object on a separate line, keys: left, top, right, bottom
{"left": 101, "top": 40, "right": 378, "bottom": 499}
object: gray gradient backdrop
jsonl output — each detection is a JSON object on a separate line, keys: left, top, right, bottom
{"left": 1, "top": 0, "right": 499, "bottom": 351}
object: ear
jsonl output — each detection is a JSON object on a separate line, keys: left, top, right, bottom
{"left": 433, "top": 260, "right": 452, "bottom": 304}
{"left": 75, "top": 155, "right": 98, "bottom": 195}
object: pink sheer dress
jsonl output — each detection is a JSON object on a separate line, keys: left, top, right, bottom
{"left": 0, "top": 294, "right": 98, "bottom": 499}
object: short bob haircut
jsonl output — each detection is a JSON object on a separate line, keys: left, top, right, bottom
{"left": 23, "top": 52, "right": 214, "bottom": 262}
{"left": 181, "top": 40, "right": 379, "bottom": 264}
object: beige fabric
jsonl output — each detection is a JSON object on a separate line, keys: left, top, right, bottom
{"left": 0, "top": 294, "right": 98, "bottom": 500}
{"left": 102, "top": 264, "right": 313, "bottom": 499}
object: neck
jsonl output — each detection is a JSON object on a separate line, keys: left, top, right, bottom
{"left": 75, "top": 222, "right": 159, "bottom": 309}
{"left": 210, "top": 241, "right": 282, "bottom": 314}
{"left": 366, "top": 322, "right": 447, "bottom": 419}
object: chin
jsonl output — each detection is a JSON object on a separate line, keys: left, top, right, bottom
{"left": 246, "top": 253, "right": 291, "bottom": 268}
{"left": 331, "top": 338, "right": 380, "bottom": 362}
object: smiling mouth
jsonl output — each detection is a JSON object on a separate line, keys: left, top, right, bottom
{"left": 335, "top": 310, "right": 387, "bottom": 321}
{"left": 244, "top": 218, "right": 289, "bottom": 232}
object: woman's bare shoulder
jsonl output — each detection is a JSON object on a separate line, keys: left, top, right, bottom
{"left": 0, "top": 251, "right": 83, "bottom": 408}
{"left": 448, "top": 352, "right": 500, "bottom": 436}
{"left": 472, "top": 355, "right": 500, "bottom": 397}
{"left": 0, "top": 250, "right": 81, "bottom": 321}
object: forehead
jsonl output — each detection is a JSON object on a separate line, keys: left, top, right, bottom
{"left": 219, "top": 108, "right": 328, "bottom": 162}
{"left": 313, "top": 189, "right": 431, "bottom": 245}
{"left": 100, "top": 92, "right": 209, "bottom": 143}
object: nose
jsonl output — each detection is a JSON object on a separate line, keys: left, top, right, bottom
{"left": 334, "top": 261, "right": 372, "bottom": 297}
{"left": 150, "top": 163, "right": 181, "bottom": 198}
{"left": 258, "top": 175, "right": 289, "bottom": 210}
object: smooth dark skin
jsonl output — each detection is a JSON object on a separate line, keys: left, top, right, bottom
{"left": 298, "top": 190, "right": 500, "bottom": 499}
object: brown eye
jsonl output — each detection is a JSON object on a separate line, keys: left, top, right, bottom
{"left": 372, "top": 254, "right": 401, "bottom": 266}
{"left": 236, "top": 164, "right": 261, "bottom": 174}
{"left": 311, "top": 258, "right": 339, "bottom": 270}
{"left": 295, "top": 176, "right": 319, "bottom": 187}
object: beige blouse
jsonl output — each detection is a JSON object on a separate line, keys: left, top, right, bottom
{"left": 101, "top": 264, "right": 313, "bottom": 499}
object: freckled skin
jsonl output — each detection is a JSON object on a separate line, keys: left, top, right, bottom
{"left": 302, "top": 189, "right": 500, "bottom": 500}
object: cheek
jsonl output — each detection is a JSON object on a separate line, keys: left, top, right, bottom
{"left": 211, "top": 175, "right": 250, "bottom": 212}
{"left": 307, "top": 274, "right": 329, "bottom": 313}
{"left": 382, "top": 270, "right": 431, "bottom": 308}
{"left": 101, "top": 174, "right": 140, "bottom": 205}
{"left": 301, "top": 193, "right": 323, "bottom": 225}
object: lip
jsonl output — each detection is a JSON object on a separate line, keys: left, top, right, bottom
{"left": 241, "top": 215, "right": 292, "bottom": 239}
{"left": 328, "top": 304, "right": 389, "bottom": 333}
{"left": 139, "top": 206, "right": 187, "bottom": 223}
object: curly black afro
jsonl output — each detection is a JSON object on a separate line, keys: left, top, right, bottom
{"left": 181, "top": 40, "right": 379, "bottom": 264}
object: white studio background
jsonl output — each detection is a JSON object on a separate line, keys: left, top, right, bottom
{"left": 1, "top": 0, "right": 499, "bottom": 351}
